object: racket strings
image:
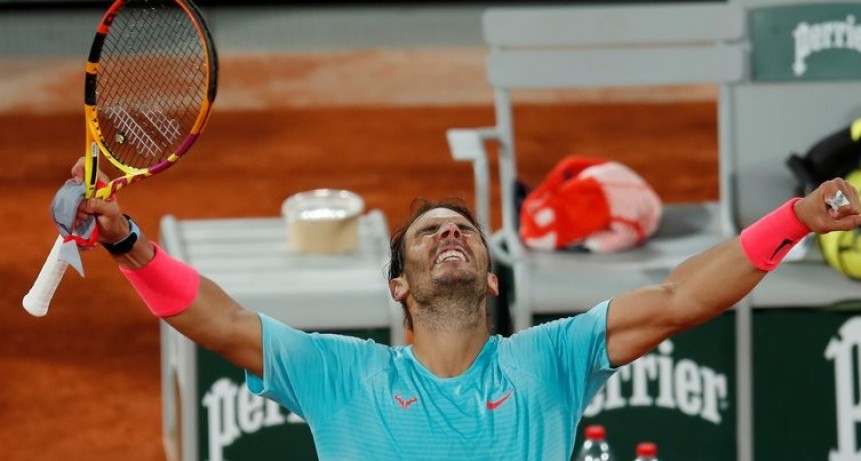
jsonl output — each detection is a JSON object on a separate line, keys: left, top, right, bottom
{"left": 96, "top": 0, "right": 210, "bottom": 170}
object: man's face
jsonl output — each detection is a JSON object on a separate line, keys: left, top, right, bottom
{"left": 393, "top": 208, "right": 496, "bottom": 304}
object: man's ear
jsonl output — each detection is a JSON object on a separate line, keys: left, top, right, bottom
{"left": 487, "top": 273, "right": 499, "bottom": 296}
{"left": 390, "top": 278, "right": 409, "bottom": 302}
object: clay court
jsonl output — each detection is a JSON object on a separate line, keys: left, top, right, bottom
{"left": 0, "top": 46, "right": 718, "bottom": 460}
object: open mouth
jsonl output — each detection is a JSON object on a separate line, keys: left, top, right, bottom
{"left": 434, "top": 248, "right": 467, "bottom": 264}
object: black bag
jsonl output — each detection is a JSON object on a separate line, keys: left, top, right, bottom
{"left": 787, "top": 120, "right": 861, "bottom": 196}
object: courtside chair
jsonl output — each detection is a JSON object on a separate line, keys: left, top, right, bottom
{"left": 447, "top": 3, "right": 747, "bottom": 333}
{"left": 724, "top": 3, "right": 861, "bottom": 309}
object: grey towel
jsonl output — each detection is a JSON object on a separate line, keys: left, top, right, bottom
{"left": 50, "top": 180, "right": 96, "bottom": 242}
{"left": 49, "top": 180, "right": 97, "bottom": 276}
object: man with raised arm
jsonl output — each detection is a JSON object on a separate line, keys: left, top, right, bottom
{"left": 72, "top": 158, "right": 861, "bottom": 460}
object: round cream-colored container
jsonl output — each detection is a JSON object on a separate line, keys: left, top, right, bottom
{"left": 282, "top": 189, "right": 364, "bottom": 254}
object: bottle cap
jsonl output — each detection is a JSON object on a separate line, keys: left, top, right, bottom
{"left": 585, "top": 425, "right": 606, "bottom": 440}
{"left": 637, "top": 442, "right": 657, "bottom": 457}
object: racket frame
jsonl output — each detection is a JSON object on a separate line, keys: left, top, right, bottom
{"left": 23, "top": 0, "right": 217, "bottom": 317}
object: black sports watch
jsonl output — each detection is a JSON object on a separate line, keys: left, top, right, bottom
{"left": 102, "top": 214, "right": 141, "bottom": 255}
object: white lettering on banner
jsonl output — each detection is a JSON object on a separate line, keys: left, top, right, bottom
{"left": 583, "top": 340, "right": 728, "bottom": 424}
{"left": 825, "top": 317, "right": 861, "bottom": 461}
{"left": 201, "top": 378, "right": 299, "bottom": 461}
{"left": 793, "top": 15, "right": 861, "bottom": 76}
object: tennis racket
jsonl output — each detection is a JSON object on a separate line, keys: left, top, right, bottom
{"left": 22, "top": 0, "right": 218, "bottom": 317}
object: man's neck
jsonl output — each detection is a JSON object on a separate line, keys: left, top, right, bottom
{"left": 411, "top": 324, "right": 490, "bottom": 378}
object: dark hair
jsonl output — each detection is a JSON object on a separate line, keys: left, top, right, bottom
{"left": 387, "top": 197, "right": 491, "bottom": 331}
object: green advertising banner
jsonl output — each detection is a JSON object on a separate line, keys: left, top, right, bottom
{"left": 751, "top": 3, "right": 861, "bottom": 81}
{"left": 535, "top": 313, "right": 737, "bottom": 461}
{"left": 754, "top": 309, "right": 861, "bottom": 461}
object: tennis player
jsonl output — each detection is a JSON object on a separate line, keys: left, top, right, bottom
{"left": 72, "top": 159, "right": 861, "bottom": 460}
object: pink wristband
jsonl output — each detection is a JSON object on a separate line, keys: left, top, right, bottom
{"left": 120, "top": 244, "right": 200, "bottom": 317}
{"left": 739, "top": 198, "right": 811, "bottom": 271}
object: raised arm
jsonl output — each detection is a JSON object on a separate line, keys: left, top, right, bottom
{"left": 75, "top": 170, "right": 263, "bottom": 376}
{"left": 604, "top": 178, "right": 861, "bottom": 366}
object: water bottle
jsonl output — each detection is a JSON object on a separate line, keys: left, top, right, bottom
{"left": 574, "top": 424, "right": 614, "bottom": 461}
{"left": 633, "top": 442, "right": 658, "bottom": 461}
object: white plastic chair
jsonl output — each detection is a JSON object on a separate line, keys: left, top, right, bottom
{"left": 447, "top": 2, "right": 747, "bottom": 331}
